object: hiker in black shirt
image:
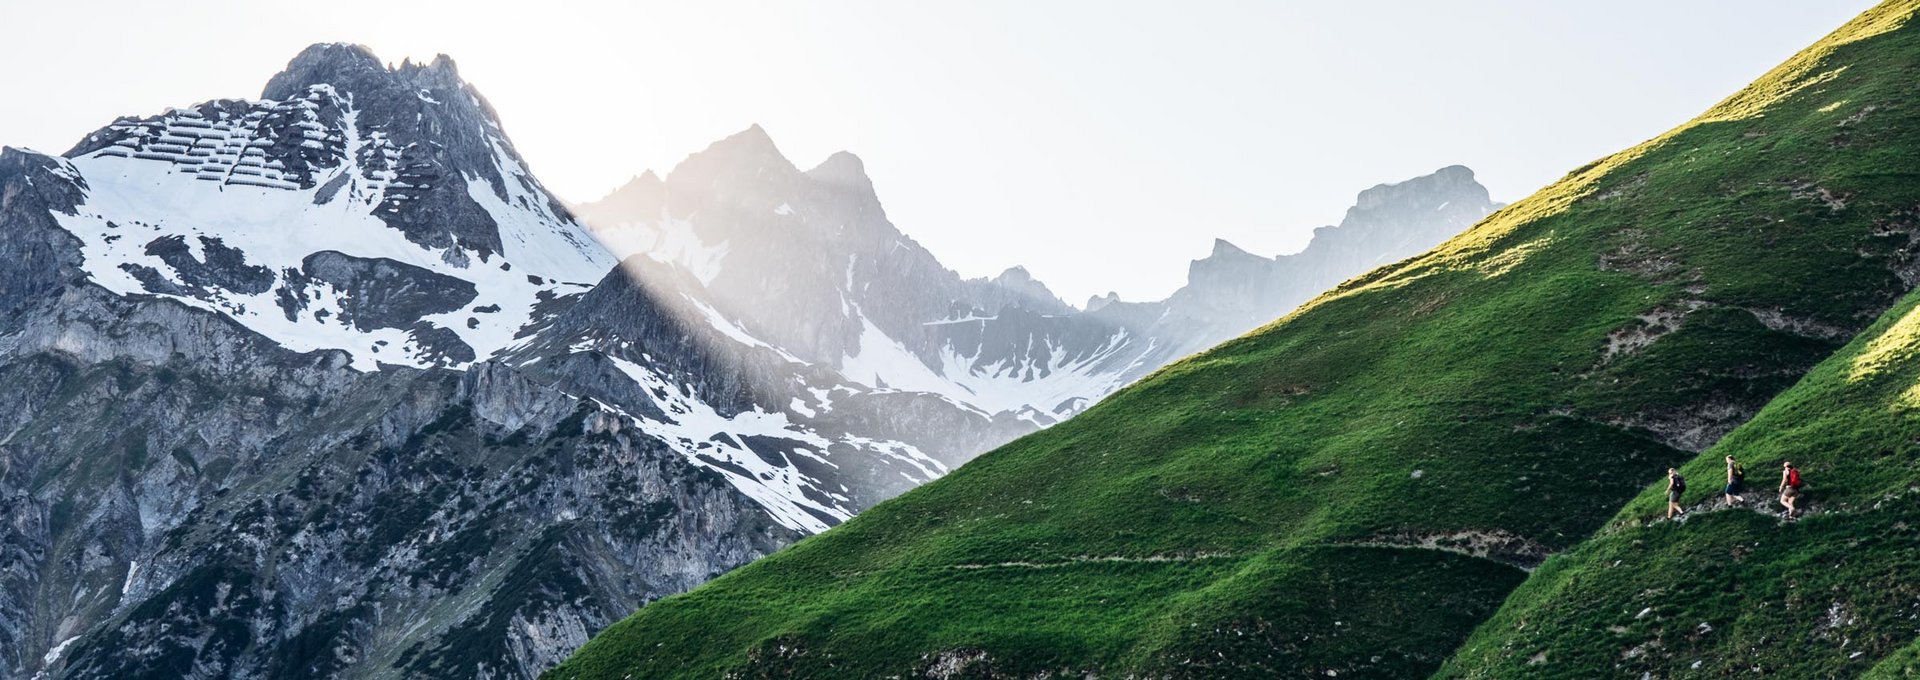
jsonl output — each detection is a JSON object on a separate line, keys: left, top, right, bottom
{"left": 1666, "top": 467, "right": 1686, "bottom": 519}
{"left": 1723, "top": 455, "right": 1746, "bottom": 507}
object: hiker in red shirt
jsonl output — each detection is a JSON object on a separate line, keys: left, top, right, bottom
{"left": 1779, "top": 461, "right": 1806, "bottom": 519}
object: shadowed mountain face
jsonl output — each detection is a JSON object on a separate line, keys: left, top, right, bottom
{"left": 0, "top": 41, "right": 1499, "bottom": 680}
{"left": 0, "top": 44, "right": 807, "bottom": 680}
{"left": 548, "top": 3, "right": 1920, "bottom": 678}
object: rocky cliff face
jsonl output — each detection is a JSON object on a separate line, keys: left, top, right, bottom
{"left": 0, "top": 46, "right": 798, "bottom": 680}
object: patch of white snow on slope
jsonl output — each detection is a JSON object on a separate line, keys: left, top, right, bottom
{"left": 467, "top": 136, "right": 613, "bottom": 283}
{"left": 606, "top": 357, "right": 846, "bottom": 533}
{"left": 41, "top": 635, "right": 79, "bottom": 668}
{"left": 120, "top": 560, "right": 139, "bottom": 596}
{"left": 938, "top": 330, "right": 1140, "bottom": 418}
{"left": 841, "top": 311, "right": 1141, "bottom": 419}
{"left": 684, "top": 295, "right": 801, "bottom": 362}
{"left": 840, "top": 312, "right": 978, "bottom": 405}
{"left": 602, "top": 355, "right": 949, "bottom": 533}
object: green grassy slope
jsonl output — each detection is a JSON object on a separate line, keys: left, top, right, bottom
{"left": 550, "top": 2, "right": 1920, "bottom": 677}
{"left": 1437, "top": 272, "right": 1920, "bottom": 675}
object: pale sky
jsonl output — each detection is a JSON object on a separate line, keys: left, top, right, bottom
{"left": 0, "top": 1, "right": 1879, "bottom": 302}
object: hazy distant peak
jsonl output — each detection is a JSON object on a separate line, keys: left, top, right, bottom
{"left": 614, "top": 170, "right": 664, "bottom": 195}
{"left": 709, "top": 124, "right": 786, "bottom": 161}
{"left": 807, "top": 150, "right": 873, "bottom": 192}
{"left": 1348, "top": 164, "right": 1490, "bottom": 215}
{"left": 990, "top": 265, "right": 1068, "bottom": 309}
{"left": 576, "top": 171, "right": 667, "bottom": 224}
{"left": 667, "top": 124, "right": 798, "bottom": 184}
{"left": 1207, "top": 238, "right": 1263, "bottom": 261}
{"left": 1155, "top": 164, "right": 1495, "bottom": 356}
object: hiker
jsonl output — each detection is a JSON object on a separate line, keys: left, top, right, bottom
{"left": 1666, "top": 467, "right": 1687, "bottom": 519}
{"left": 1779, "top": 461, "right": 1806, "bottom": 518}
{"left": 1724, "top": 455, "right": 1746, "bottom": 506}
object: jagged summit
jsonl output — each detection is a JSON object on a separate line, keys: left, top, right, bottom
{"left": 724, "top": 122, "right": 779, "bottom": 150}
{"left": 1084, "top": 291, "right": 1121, "bottom": 311}
{"left": 580, "top": 171, "right": 666, "bottom": 217}
{"left": 261, "top": 42, "right": 463, "bottom": 102}
{"left": 262, "top": 43, "right": 384, "bottom": 97}
{"left": 1142, "top": 165, "right": 1499, "bottom": 353}
{"left": 806, "top": 150, "right": 874, "bottom": 193}
{"left": 677, "top": 124, "right": 793, "bottom": 173}
{"left": 988, "top": 265, "right": 1066, "bottom": 309}
{"left": 1201, "top": 237, "right": 1263, "bottom": 264}
{"left": 993, "top": 265, "right": 1036, "bottom": 283}
{"left": 1346, "top": 163, "right": 1490, "bottom": 215}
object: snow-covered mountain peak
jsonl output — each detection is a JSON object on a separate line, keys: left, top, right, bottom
{"left": 43, "top": 44, "right": 614, "bottom": 371}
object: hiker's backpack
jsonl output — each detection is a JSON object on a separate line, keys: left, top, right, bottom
{"left": 1788, "top": 468, "right": 1804, "bottom": 489}
{"left": 1732, "top": 464, "right": 1744, "bottom": 482}
{"left": 1673, "top": 475, "right": 1686, "bottom": 493}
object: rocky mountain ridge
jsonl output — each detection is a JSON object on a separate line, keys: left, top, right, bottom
{"left": 1, "top": 41, "right": 1499, "bottom": 680}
